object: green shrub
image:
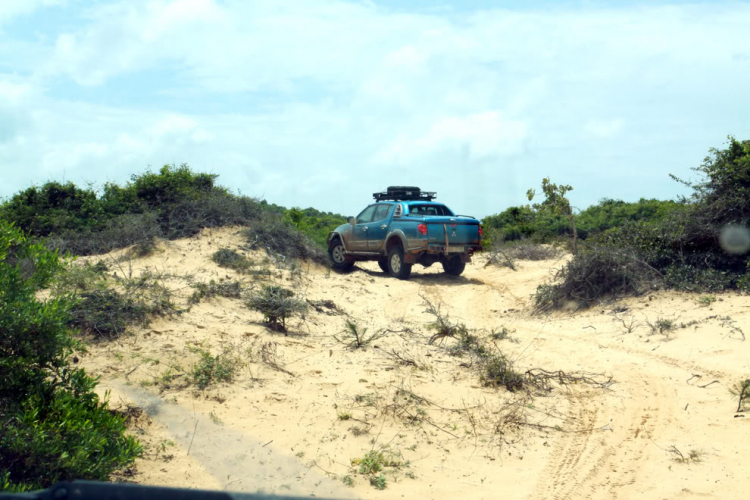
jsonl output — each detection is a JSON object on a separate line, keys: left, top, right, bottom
{"left": 191, "top": 350, "right": 237, "bottom": 389}
{"left": 0, "top": 182, "right": 103, "bottom": 238}
{"left": 482, "top": 198, "right": 680, "bottom": 246}
{"left": 246, "top": 285, "right": 308, "bottom": 332}
{"left": 1, "top": 165, "right": 346, "bottom": 266}
{"left": 283, "top": 207, "right": 347, "bottom": 249}
{"left": 0, "top": 221, "right": 141, "bottom": 491}
{"left": 211, "top": 248, "right": 253, "bottom": 272}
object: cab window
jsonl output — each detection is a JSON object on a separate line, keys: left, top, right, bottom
{"left": 372, "top": 204, "right": 392, "bottom": 222}
{"left": 356, "top": 205, "right": 377, "bottom": 224}
{"left": 408, "top": 204, "right": 453, "bottom": 216}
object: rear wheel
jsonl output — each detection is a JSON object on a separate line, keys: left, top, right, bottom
{"left": 377, "top": 258, "right": 388, "bottom": 273}
{"left": 442, "top": 255, "right": 466, "bottom": 276}
{"left": 328, "top": 238, "right": 354, "bottom": 271}
{"left": 387, "top": 246, "right": 412, "bottom": 280}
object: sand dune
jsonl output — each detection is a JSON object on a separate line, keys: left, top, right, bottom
{"left": 80, "top": 227, "right": 750, "bottom": 499}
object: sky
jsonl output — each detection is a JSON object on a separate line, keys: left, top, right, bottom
{"left": 0, "top": 0, "right": 749, "bottom": 219}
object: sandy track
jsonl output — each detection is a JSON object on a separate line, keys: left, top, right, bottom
{"left": 79, "top": 228, "right": 749, "bottom": 499}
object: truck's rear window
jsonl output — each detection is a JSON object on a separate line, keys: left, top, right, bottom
{"left": 407, "top": 204, "right": 454, "bottom": 216}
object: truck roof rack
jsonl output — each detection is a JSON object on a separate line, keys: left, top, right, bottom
{"left": 373, "top": 186, "right": 437, "bottom": 202}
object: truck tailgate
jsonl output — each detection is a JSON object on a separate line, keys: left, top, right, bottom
{"left": 422, "top": 217, "right": 480, "bottom": 247}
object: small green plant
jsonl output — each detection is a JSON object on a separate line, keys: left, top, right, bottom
{"left": 668, "top": 446, "right": 703, "bottom": 464}
{"left": 246, "top": 285, "right": 308, "bottom": 332}
{"left": 649, "top": 316, "right": 676, "bottom": 337}
{"left": 211, "top": 248, "right": 253, "bottom": 272}
{"left": 731, "top": 378, "right": 750, "bottom": 412}
{"left": 480, "top": 354, "right": 524, "bottom": 392}
{"left": 209, "top": 411, "right": 223, "bottom": 425}
{"left": 370, "top": 474, "right": 387, "bottom": 490}
{"left": 334, "top": 320, "right": 385, "bottom": 349}
{"left": 341, "top": 475, "right": 354, "bottom": 487}
{"left": 448, "top": 331, "right": 488, "bottom": 358}
{"left": 421, "top": 295, "right": 470, "bottom": 345}
{"left": 354, "top": 393, "right": 377, "bottom": 406}
{"left": 191, "top": 350, "right": 236, "bottom": 389}
{"left": 697, "top": 295, "right": 717, "bottom": 307}
{"left": 295, "top": 451, "right": 305, "bottom": 458}
{"left": 355, "top": 450, "right": 385, "bottom": 475}
{"left": 490, "top": 326, "right": 516, "bottom": 341}
{"left": 156, "top": 439, "right": 175, "bottom": 454}
{"left": 337, "top": 412, "right": 352, "bottom": 421}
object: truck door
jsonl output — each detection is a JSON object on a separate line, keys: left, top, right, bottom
{"left": 350, "top": 205, "right": 377, "bottom": 251}
{"left": 367, "top": 203, "right": 394, "bottom": 251}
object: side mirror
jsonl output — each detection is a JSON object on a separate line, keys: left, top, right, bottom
{"left": 348, "top": 217, "right": 356, "bottom": 225}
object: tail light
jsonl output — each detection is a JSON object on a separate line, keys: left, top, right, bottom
{"left": 478, "top": 225, "right": 483, "bottom": 237}
{"left": 417, "top": 223, "right": 428, "bottom": 235}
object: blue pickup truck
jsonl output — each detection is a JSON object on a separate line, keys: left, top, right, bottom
{"left": 327, "top": 187, "right": 482, "bottom": 279}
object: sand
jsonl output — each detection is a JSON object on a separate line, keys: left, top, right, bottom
{"left": 78, "top": 227, "right": 750, "bottom": 499}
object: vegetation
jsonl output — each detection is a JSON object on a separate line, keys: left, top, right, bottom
{"left": 246, "top": 285, "right": 308, "bottom": 332}
{"left": 211, "top": 248, "right": 253, "bottom": 272}
{"left": 334, "top": 320, "right": 386, "bottom": 349}
{"left": 0, "top": 221, "right": 141, "bottom": 492}
{"left": 483, "top": 197, "right": 680, "bottom": 245}
{"left": 533, "top": 246, "right": 662, "bottom": 310}
{"left": 244, "top": 212, "right": 327, "bottom": 265}
{"left": 527, "top": 178, "right": 578, "bottom": 254}
{"left": 731, "top": 378, "right": 750, "bottom": 413}
{"left": 534, "top": 137, "right": 750, "bottom": 310}
{"left": 190, "top": 350, "right": 237, "bottom": 389}
{"left": 53, "top": 263, "right": 175, "bottom": 339}
{"left": 350, "top": 449, "right": 407, "bottom": 490}
{"left": 189, "top": 280, "right": 243, "bottom": 304}
{"left": 0, "top": 164, "right": 344, "bottom": 264}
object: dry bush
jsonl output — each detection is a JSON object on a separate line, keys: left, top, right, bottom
{"left": 245, "top": 213, "right": 327, "bottom": 265}
{"left": 485, "top": 239, "right": 562, "bottom": 269}
{"left": 534, "top": 246, "right": 662, "bottom": 312}
{"left": 246, "top": 285, "right": 308, "bottom": 332}
{"left": 189, "top": 280, "right": 243, "bottom": 304}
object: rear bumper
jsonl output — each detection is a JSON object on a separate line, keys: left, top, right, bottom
{"left": 404, "top": 244, "right": 482, "bottom": 263}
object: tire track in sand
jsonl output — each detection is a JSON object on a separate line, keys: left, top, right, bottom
{"left": 530, "top": 371, "right": 670, "bottom": 500}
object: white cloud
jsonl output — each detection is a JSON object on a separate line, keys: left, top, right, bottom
{"left": 584, "top": 118, "right": 624, "bottom": 139}
{"left": 1, "top": 1, "right": 749, "bottom": 216}
{"left": 0, "top": 0, "right": 63, "bottom": 25}
{"left": 377, "top": 111, "right": 528, "bottom": 164}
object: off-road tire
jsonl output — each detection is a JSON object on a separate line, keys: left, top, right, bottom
{"left": 442, "top": 255, "right": 466, "bottom": 276}
{"left": 387, "top": 246, "right": 412, "bottom": 280}
{"left": 328, "top": 238, "right": 354, "bottom": 271}
{"left": 377, "top": 258, "right": 388, "bottom": 273}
